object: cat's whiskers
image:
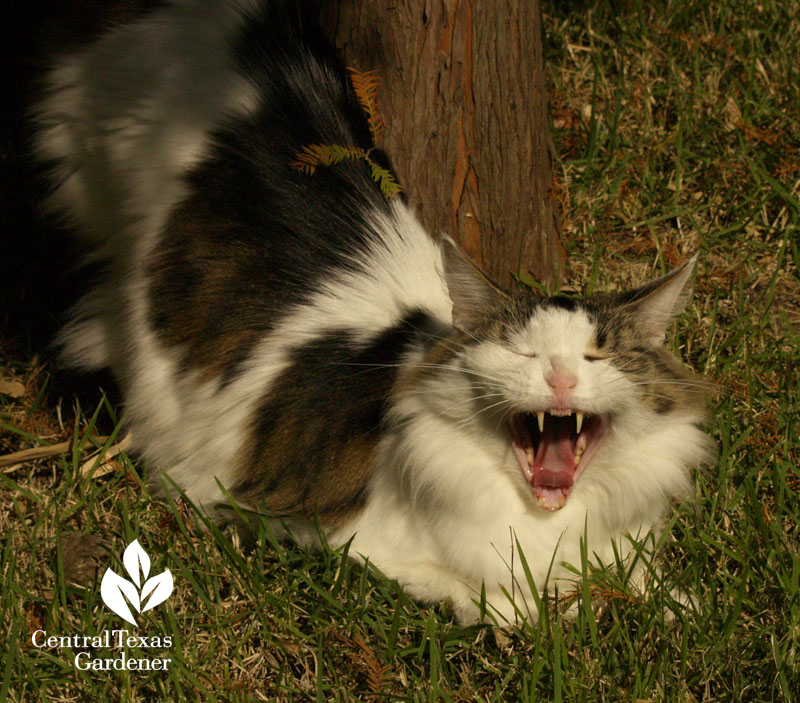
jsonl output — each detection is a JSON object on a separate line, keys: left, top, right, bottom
{"left": 609, "top": 352, "right": 716, "bottom": 390}
{"left": 637, "top": 391, "right": 701, "bottom": 402}
{"left": 395, "top": 385, "right": 508, "bottom": 401}
{"left": 591, "top": 376, "right": 709, "bottom": 406}
{"left": 599, "top": 379, "right": 713, "bottom": 400}
{"left": 337, "top": 360, "right": 511, "bottom": 389}
{"left": 632, "top": 380, "right": 716, "bottom": 391}
{"left": 435, "top": 392, "right": 509, "bottom": 416}
{"left": 451, "top": 397, "right": 514, "bottom": 431}
{"left": 495, "top": 405, "right": 519, "bottom": 434}
{"left": 608, "top": 345, "right": 693, "bottom": 375}
{"left": 598, "top": 377, "right": 716, "bottom": 395}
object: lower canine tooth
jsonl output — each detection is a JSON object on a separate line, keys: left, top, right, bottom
{"left": 525, "top": 446, "right": 534, "bottom": 465}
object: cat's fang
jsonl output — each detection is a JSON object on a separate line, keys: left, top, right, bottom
{"left": 537, "top": 411, "right": 545, "bottom": 433}
{"left": 575, "top": 411, "right": 584, "bottom": 434}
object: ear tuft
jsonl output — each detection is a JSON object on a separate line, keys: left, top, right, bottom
{"left": 621, "top": 254, "right": 699, "bottom": 345}
{"left": 440, "top": 237, "right": 509, "bottom": 330}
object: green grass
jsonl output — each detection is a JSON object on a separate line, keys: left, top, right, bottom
{"left": 2, "top": 0, "right": 800, "bottom": 700}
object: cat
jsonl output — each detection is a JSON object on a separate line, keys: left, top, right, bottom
{"left": 34, "top": 0, "right": 713, "bottom": 623}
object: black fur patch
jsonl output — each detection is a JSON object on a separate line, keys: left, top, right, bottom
{"left": 234, "top": 310, "right": 445, "bottom": 522}
{"left": 545, "top": 295, "right": 579, "bottom": 312}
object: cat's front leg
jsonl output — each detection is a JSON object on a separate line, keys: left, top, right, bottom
{"left": 371, "top": 560, "right": 481, "bottom": 622}
{"left": 624, "top": 562, "right": 697, "bottom": 623}
{"left": 403, "top": 569, "right": 546, "bottom": 626}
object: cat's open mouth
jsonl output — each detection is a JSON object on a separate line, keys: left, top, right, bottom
{"left": 509, "top": 411, "right": 609, "bottom": 511}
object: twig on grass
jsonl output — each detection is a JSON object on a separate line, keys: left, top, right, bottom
{"left": 0, "top": 434, "right": 132, "bottom": 474}
{"left": 0, "top": 440, "right": 73, "bottom": 470}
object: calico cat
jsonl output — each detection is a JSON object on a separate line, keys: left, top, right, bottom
{"left": 34, "top": 0, "right": 712, "bottom": 623}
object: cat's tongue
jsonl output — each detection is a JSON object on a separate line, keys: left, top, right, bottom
{"left": 532, "top": 417, "right": 576, "bottom": 511}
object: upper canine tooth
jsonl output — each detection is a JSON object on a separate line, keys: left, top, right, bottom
{"left": 537, "top": 411, "right": 545, "bottom": 433}
{"left": 575, "top": 412, "right": 584, "bottom": 434}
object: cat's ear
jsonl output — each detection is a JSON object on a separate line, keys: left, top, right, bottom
{"left": 621, "top": 255, "right": 698, "bottom": 345}
{"left": 440, "top": 236, "right": 509, "bottom": 330}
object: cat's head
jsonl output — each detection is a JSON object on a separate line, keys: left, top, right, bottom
{"left": 434, "top": 240, "right": 705, "bottom": 512}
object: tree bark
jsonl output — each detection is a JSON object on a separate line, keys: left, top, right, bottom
{"left": 321, "top": 0, "right": 564, "bottom": 289}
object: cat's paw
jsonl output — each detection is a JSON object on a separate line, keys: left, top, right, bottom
{"left": 628, "top": 567, "right": 697, "bottom": 623}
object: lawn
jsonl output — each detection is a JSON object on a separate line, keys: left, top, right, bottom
{"left": 2, "top": 0, "right": 799, "bottom": 700}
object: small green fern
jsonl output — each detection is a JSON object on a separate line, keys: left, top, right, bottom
{"left": 291, "top": 144, "right": 367, "bottom": 175}
{"left": 366, "top": 157, "right": 403, "bottom": 199}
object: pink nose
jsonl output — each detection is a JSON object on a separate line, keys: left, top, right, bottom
{"left": 545, "top": 370, "right": 578, "bottom": 392}
{"left": 545, "top": 359, "right": 577, "bottom": 407}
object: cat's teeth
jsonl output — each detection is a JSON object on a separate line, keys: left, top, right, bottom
{"left": 537, "top": 411, "right": 545, "bottom": 433}
{"left": 575, "top": 412, "right": 584, "bottom": 434}
{"left": 574, "top": 432, "right": 587, "bottom": 463}
{"left": 525, "top": 445, "right": 534, "bottom": 466}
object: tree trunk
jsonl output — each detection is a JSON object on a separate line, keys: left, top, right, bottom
{"left": 321, "top": 0, "right": 564, "bottom": 289}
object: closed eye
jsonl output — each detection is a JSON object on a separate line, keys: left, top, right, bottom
{"left": 583, "top": 354, "right": 607, "bottom": 362}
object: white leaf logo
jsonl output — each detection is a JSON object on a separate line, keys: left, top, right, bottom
{"left": 100, "top": 539, "right": 173, "bottom": 626}
{"left": 100, "top": 569, "right": 140, "bottom": 626}
{"left": 123, "top": 538, "right": 150, "bottom": 587}
{"left": 141, "top": 570, "right": 174, "bottom": 612}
